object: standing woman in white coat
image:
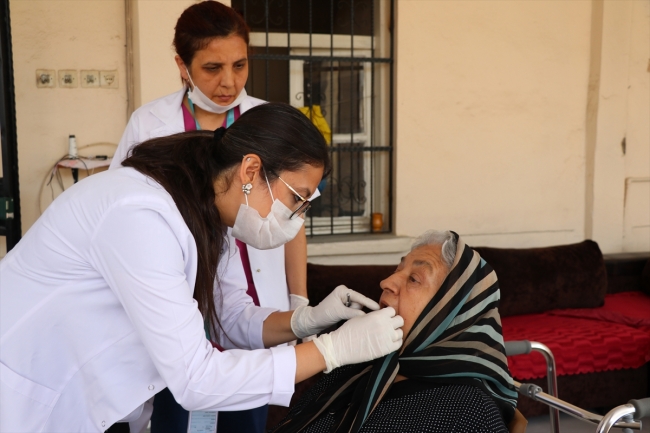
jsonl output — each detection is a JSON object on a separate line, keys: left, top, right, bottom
{"left": 109, "top": 3, "right": 313, "bottom": 431}
{"left": 0, "top": 103, "right": 403, "bottom": 433}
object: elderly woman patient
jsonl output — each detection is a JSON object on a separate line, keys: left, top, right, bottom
{"left": 271, "top": 230, "right": 520, "bottom": 433}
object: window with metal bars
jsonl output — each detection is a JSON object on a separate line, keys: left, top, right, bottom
{"left": 232, "top": 0, "right": 394, "bottom": 236}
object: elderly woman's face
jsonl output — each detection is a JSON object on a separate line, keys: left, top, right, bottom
{"left": 379, "top": 245, "right": 449, "bottom": 337}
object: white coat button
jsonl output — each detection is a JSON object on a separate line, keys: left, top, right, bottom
{"left": 148, "top": 385, "right": 155, "bottom": 390}
{"left": 256, "top": 269, "right": 261, "bottom": 273}
{"left": 101, "top": 421, "right": 106, "bottom": 427}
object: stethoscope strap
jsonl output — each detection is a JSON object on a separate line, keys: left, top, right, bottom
{"left": 187, "top": 96, "right": 235, "bottom": 130}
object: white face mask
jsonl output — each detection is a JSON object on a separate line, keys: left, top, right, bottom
{"left": 185, "top": 67, "right": 248, "bottom": 114}
{"left": 231, "top": 175, "right": 305, "bottom": 250}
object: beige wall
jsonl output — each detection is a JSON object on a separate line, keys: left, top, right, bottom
{"left": 3, "top": 0, "right": 648, "bottom": 258}
{"left": 394, "top": 0, "right": 649, "bottom": 253}
{"left": 591, "top": 0, "right": 650, "bottom": 253}
{"left": 131, "top": 0, "right": 195, "bottom": 108}
{"left": 3, "top": 0, "right": 128, "bottom": 256}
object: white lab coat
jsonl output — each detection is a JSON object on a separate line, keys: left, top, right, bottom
{"left": 110, "top": 88, "right": 292, "bottom": 312}
{"left": 0, "top": 168, "right": 296, "bottom": 433}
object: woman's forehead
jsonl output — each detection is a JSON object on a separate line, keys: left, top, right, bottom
{"left": 404, "top": 245, "right": 443, "bottom": 270}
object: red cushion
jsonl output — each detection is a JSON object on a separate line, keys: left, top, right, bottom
{"left": 502, "top": 313, "right": 650, "bottom": 380}
{"left": 601, "top": 292, "right": 650, "bottom": 323}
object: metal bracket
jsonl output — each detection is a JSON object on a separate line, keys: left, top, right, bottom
{"left": 0, "top": 197, "right": 14, "bottom": 220}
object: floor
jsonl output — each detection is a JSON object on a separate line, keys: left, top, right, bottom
{"left": 526, "top": 412, "right": 648, "bottom": 433}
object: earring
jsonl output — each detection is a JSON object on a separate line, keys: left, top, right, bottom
{"left": 242, "top": 183, "right": 253, "bottom": 195}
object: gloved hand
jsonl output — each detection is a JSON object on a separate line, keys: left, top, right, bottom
{"left": 289, "top": 294, "right": 309, "bottom": 310}
{"left": 287, "top": 295, "right": 310, "bottom": 346}
{"left": 291, "top": 285, "right": 380, "bottom": 339}
{"left": 313, "top": 307, "right": 404, "bottom": 372}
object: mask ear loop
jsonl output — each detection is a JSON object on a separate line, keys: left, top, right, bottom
{"left": 184, "top": 67, "right": 196, "bottom": 90}
{"left": 262, "top": 167, "right": 275, "bottom": 201}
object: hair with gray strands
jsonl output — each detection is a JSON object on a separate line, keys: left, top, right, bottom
{"left": 411, "top": 230, "right": 457, "bottom": 270}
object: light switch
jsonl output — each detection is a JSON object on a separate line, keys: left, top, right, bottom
{"left": 36, "top": 69, "right": 56, "bottom": 88}
{"left": 99, "top": 70, "right": 118, "bottom": 89}
{"left": 58, "top": 70, "right": 78, "bottom": 88}
{"left": 80, "top": 70, "right": 100, "bottom": 88}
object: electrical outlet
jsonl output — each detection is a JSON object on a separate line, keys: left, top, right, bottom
{"left": 99, "top": 70, "right": 118, "bottom": 89}
{"left": 80, "top": 70, "right": 100, "bottom": 88}
{"left": 58, "top": 70, "right": 78, "bottom": 88}
{"left": 36, "top": 69, "right": 56, "bottom": 88}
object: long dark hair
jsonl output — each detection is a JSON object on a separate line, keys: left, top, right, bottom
{"left": 123, "top": 103, "right": 330, "bottom": 337}
{"left": 174, "top": 0, "right": 249, "bottom": 66}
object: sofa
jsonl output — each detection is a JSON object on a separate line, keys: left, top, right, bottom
{"left": 266, "top": 240, "right": 650, "bottom": 429}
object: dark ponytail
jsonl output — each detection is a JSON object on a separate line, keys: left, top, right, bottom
{"left": 123, "top": 103, "right": 330, "bottom": 337}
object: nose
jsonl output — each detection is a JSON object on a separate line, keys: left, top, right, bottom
{"left": 220, "top": 66, "right": 235, "bottom": 88}
{"left": 379, "top": 273, "right": 400, "bottom": 295}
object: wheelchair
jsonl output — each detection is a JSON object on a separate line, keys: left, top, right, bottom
{"left": 505, "top": 340, "right": 649, "bottom": 433}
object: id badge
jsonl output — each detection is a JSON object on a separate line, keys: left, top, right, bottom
{"left": 187, "top": 411, "right": 218, "bottom": 433}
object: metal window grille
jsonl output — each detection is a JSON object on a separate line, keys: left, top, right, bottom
{"left": 233, "top": 0, "right": 394, "bottom": 236}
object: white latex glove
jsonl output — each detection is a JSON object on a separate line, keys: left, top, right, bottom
{"left": 313, "top": 307, "right": 404, "bottom": 373}
{"left": 288, "top": 295, "right": 310, "bottom": 346}
{"left": 291, "top": 285, "right": 380, "bottom": 339}
{"left": 289, "top": 294, "right": 310, "bottom": 310}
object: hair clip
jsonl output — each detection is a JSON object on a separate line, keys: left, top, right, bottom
{"left": 214, "top": 127, "right": 226, "bottom": 144}
{"left": 242, "top": 183, "right": 253, "bottom": 195}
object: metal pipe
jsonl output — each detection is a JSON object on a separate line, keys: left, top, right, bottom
{"left": 597, "top": 405, "right": 637, "bottom": 433}
{"left": 124, "top": 0, "right": 135, "bottom": 119}
{"left": 514, "top": 381, "right": 642, "bottom": 430}
{"left": 530, "top": 341, "right": 560, "bottom": 433}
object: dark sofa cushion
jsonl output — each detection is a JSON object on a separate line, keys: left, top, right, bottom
{"left": 306, "top": 263, "right": 394, "bottom": 305}
{"left": 642, "top": 259, "right": 650, "bottom": 296}
{"left": 473, "top": 240, "right": 607, "bottom": 317}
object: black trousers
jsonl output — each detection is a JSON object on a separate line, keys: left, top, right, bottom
{"left": 106, "top": 422, "right": 130, "bottom": 433}
{"left": 150, "top": 387, "right": 269, "bottom": 433}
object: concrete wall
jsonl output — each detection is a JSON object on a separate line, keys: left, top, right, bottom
{"left": 3, "top": 0, "right": 648, "bottom": 260}
{"left": 3, "top": 0, "right": 128, "bottom": 256}
{"left": 395, "top": 0, "right": 592, "bottom": 249}
{"left": 393, "top": 0, "right": 649, "bottom": 254}
{"left": 131, "top": 0, "right": 195, "bottom": 108}
{"left": 591, "top": 0, "right": 650, "bottom": 253}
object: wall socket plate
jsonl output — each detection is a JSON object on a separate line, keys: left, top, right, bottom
{"left": 99, "top": 70, "right": 118, "bottom": 89}
{"left": 80, "top": 70, "right": 100, "bottom": 88}
{"left": 58, "top": 70, "right": 78, "bottom": 88}
{"left": 36, "top": 69, "right": 56, "bottom": 88}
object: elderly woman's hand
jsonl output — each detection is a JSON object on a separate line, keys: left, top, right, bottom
{"left": 291, "top": 285, "right": 380, "bottom": 339}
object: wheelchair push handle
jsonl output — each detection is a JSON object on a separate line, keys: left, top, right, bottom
{"left": 629, "top": 398, "right": 650, "bottom": 419}
{"left": 504, "top": 340, "right": 532, "bottom": 356}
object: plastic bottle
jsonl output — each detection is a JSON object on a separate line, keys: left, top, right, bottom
{"left": 68, "top": 135, "right": 78, "bottom": 158}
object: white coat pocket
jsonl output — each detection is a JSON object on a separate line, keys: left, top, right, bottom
{"left": 0, "top": 362, "right": 60, "bottom": 433}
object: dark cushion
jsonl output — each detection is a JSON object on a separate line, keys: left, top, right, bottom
{"left": 306, "top": 264, "right": 394, "bottom": 305}
{"left": 604, "top": 254, "right": 650, "bottom": 294}
{"left": 642, "top": 259, "right": 650, "bottom": 296}
{"left": 473, "top": 240, "right": 607, "bottom": 317}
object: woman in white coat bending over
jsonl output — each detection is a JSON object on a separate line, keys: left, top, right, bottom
{"left": 110, "top": 5, "right": 316, "bottom": 430}
{"left": 0, "top": 103, "right": 403, "bottom": 433}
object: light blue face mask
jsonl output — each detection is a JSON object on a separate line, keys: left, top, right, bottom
{"left": 185, "top": 66, "right": 247, "bottom": 114}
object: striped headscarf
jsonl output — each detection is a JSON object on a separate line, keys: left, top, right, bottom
{"left": 273, "top": 232, "right": 517, "bottom": 433}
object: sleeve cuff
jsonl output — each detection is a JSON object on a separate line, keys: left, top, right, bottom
{"left": 268, "top": 345, "right": 296, "bottom": 407}
{"left": 248, "top": 306, "right": 278, "bottom": 349}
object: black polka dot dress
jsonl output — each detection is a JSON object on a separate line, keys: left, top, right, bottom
{"left": 272, "top": 366, "right": 509, "bottom": 433}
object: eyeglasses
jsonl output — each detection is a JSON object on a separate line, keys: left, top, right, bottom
{"left": 277, "top": 176, "right": 312, "bottom": 219}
